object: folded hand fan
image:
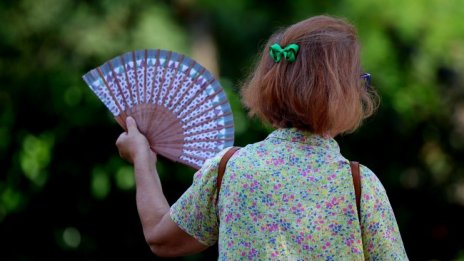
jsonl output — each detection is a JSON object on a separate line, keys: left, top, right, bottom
{"left": 82, "top": 49, "right": 234, "bottom": 169}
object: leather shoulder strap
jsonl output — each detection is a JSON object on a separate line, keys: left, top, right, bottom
{"left": 350, "top": 161, "right": 361, "bottom": 220}
{"left": 216, "top": 147, "right": 240, "bottom": 203}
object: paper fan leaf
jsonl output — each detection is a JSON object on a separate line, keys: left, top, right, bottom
{"left": 83, "top": 49, "right": 235, "bottom": 169}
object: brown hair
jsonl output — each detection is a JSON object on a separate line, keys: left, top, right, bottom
{"left": 241, "top": 15, "right": 378, "bottom": 136}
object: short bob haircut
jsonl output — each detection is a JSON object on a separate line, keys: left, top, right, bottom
{"left": 241, "top": 15, "right": 378, "bottom": 136}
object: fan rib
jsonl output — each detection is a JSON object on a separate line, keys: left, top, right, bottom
{"left": 185, "top": 111, "right": 233, "bottom": 131}
{"left": 185, "top": 146, "right": 225, "bottom": 153}
{"left": 184, "top": 124, "right": 234, "bottom": 138}
{"left": 145, "top": 49, "right": 161, "bottom": 135}
{"left": 183, "top": 137, "right": 234, "bottom": 144}
{"left": 131, "top": 52, "right": 141, "bottom": 105}
{"left": 108, "top": 61, "right": 132, "bottom": 116}
{"left": 120, "top": 55, "right": 136, "bottom": 112}
{"left": 161, "top": 54, "right": 185, "bottom": 108}
{"left": 154, "top": 54, "right": 186, "bottom": 131}
{"left": 176, "top": 77, "right": 216, "bottom": 119}
{"left": 143, "top": 50, "right": 148, "bottom": 104}
{"left": 148, "top": 49, "right": 161, "bottom": 105}
{"left": 155, "top": 136, "right": 226, "bottom": 146}
{"left": 155, "top": 149, "right": 182, "bottom": 162}
{"left": 150, "top": 127, "right": 184, "bottom": 145}
{"left": 155, "top": 124, "right": 234, "bottom": 146}
{"left": 148, "top": 51, "right": 173, "bottom": 140}
{"left": 96, "top": 68, "right": 126, "bottom": 121}
{"left": 180, "top": 153, "right": 208, "bottom": 163}
{"left": 171, "top": 67, "right": 208, "bottom": 115}
{"left": 141, "top": 50, "right": 149, "bottom": 130}
{"left": 165, "top": 55, "right": 194, "bottom": 110}
{"left": 142, "top": 104, "right": 184, "bottom": 160}
{"left": 183, "top": 97, "right": 231, "bottom": 126}
{"left": 150, "top": 143, "right": 184, "bottom": 155}
{"left": 154, "top": 51, "right": 172, "bottom": 108}
{"left": 166, "top": 57, "right": 196, "bottom": 112}
{"left": 157, "top": 51, "right": 173, "bottom": 106}
{"left": 153, "top": 140, "right": 189, "bottom": 146}
{"left": 153, "top": 141, "right": 181, "bottom": 152}
{"left": 156, "top": 143, "right": 221, "bottom": 158}
{"left": 132, "top": 51, "right": 149, "bottom": 132}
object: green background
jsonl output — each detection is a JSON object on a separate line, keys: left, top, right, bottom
{"left": 1, "top": 0, "right": 464, "bottom": 260}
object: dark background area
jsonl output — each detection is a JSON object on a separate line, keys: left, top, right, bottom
{"left": 1, "top": 0, "right": 464, "bottom": 260}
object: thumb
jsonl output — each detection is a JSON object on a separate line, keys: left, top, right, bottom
{"left": 126, "top": 116, "right": 139, "bottom": 134}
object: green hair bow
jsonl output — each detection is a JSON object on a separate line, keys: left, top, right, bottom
{"left": 269, "top": 43, "right": 300, "bottom": 63}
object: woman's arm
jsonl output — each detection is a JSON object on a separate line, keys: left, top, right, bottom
{"left": 359, "top": 166, "right": 408, "bottom": 260}
{"left": 116, "top": 117, "right": 208, "bottom": 257}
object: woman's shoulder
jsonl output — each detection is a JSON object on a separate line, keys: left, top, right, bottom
{"left": 358, "top": 164, "right": 390, "bottom": 196}
{"left": 359, "top": 164, "right": 380, "bottom": 182}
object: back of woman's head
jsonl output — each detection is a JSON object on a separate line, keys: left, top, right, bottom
{"left": 241, "top": 15, "right": 378, "bottom": 136}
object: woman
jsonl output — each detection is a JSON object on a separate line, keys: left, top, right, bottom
{"left": 116, "top": 15, "right": 408, "bottom": 260}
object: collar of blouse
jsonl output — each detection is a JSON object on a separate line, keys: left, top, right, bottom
{"left": 266, "top": 128, "right": 341, "bottom": 153}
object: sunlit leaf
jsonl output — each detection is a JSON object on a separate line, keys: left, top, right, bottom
{"left": 91, "top": 167, "right": 110, "bottom": 200}
{"left": 19, "top": 133, "right": 54, "bottom": 187}
{"left": 115, "top": 166, "right": 134, "bottom": 190}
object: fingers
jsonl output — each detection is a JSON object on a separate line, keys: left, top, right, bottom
{"left": 115, "top": 116, "right": 152, "bottom": 164}
{"left": 115, "top": 133, "right": 132, "bottom": 163}
{"left": 126, "top": 116, "right": 139, "bottom": 134}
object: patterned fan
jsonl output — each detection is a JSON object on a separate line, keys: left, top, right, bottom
{"left": 82, "top": 49, "right": 234, "bottom": 169}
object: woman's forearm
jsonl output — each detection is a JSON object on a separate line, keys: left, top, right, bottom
{"left": 116, "top": 117, "right": 206, "bottom": 256}
{"left": 133, "top": 153, "right": 170, "bottom": 243}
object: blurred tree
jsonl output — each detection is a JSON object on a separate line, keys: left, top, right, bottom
{"left": 1, "top": 0, "right": 464, "bottom": 260}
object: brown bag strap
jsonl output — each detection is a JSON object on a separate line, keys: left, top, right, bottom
{"left": 216, "top": 147, "right": 240, "bottom": 203}
{"left": 350, "top": 161, "right": 361, "bottom": 220}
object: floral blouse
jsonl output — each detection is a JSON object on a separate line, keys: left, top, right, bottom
{"left": 170, "top": 128, "right": 408, "bottom": 260}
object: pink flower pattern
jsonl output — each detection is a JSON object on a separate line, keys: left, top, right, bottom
{"left": 170, "top": 128, "right": 408, "bottom": 260}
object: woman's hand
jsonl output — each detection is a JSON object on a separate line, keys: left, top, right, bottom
{"left": 116, "top": 116, "right": 156, "bottom": 165}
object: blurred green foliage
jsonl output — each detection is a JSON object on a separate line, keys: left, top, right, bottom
{"left": 1, "top": 0, "right": 464, "bottom": 260}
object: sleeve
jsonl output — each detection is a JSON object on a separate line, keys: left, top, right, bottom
{"left": 169, "top": 149, "right": 229, "bottom": 247}
{"left": 359, "top": 165, "right": 409, "bottom": 260}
